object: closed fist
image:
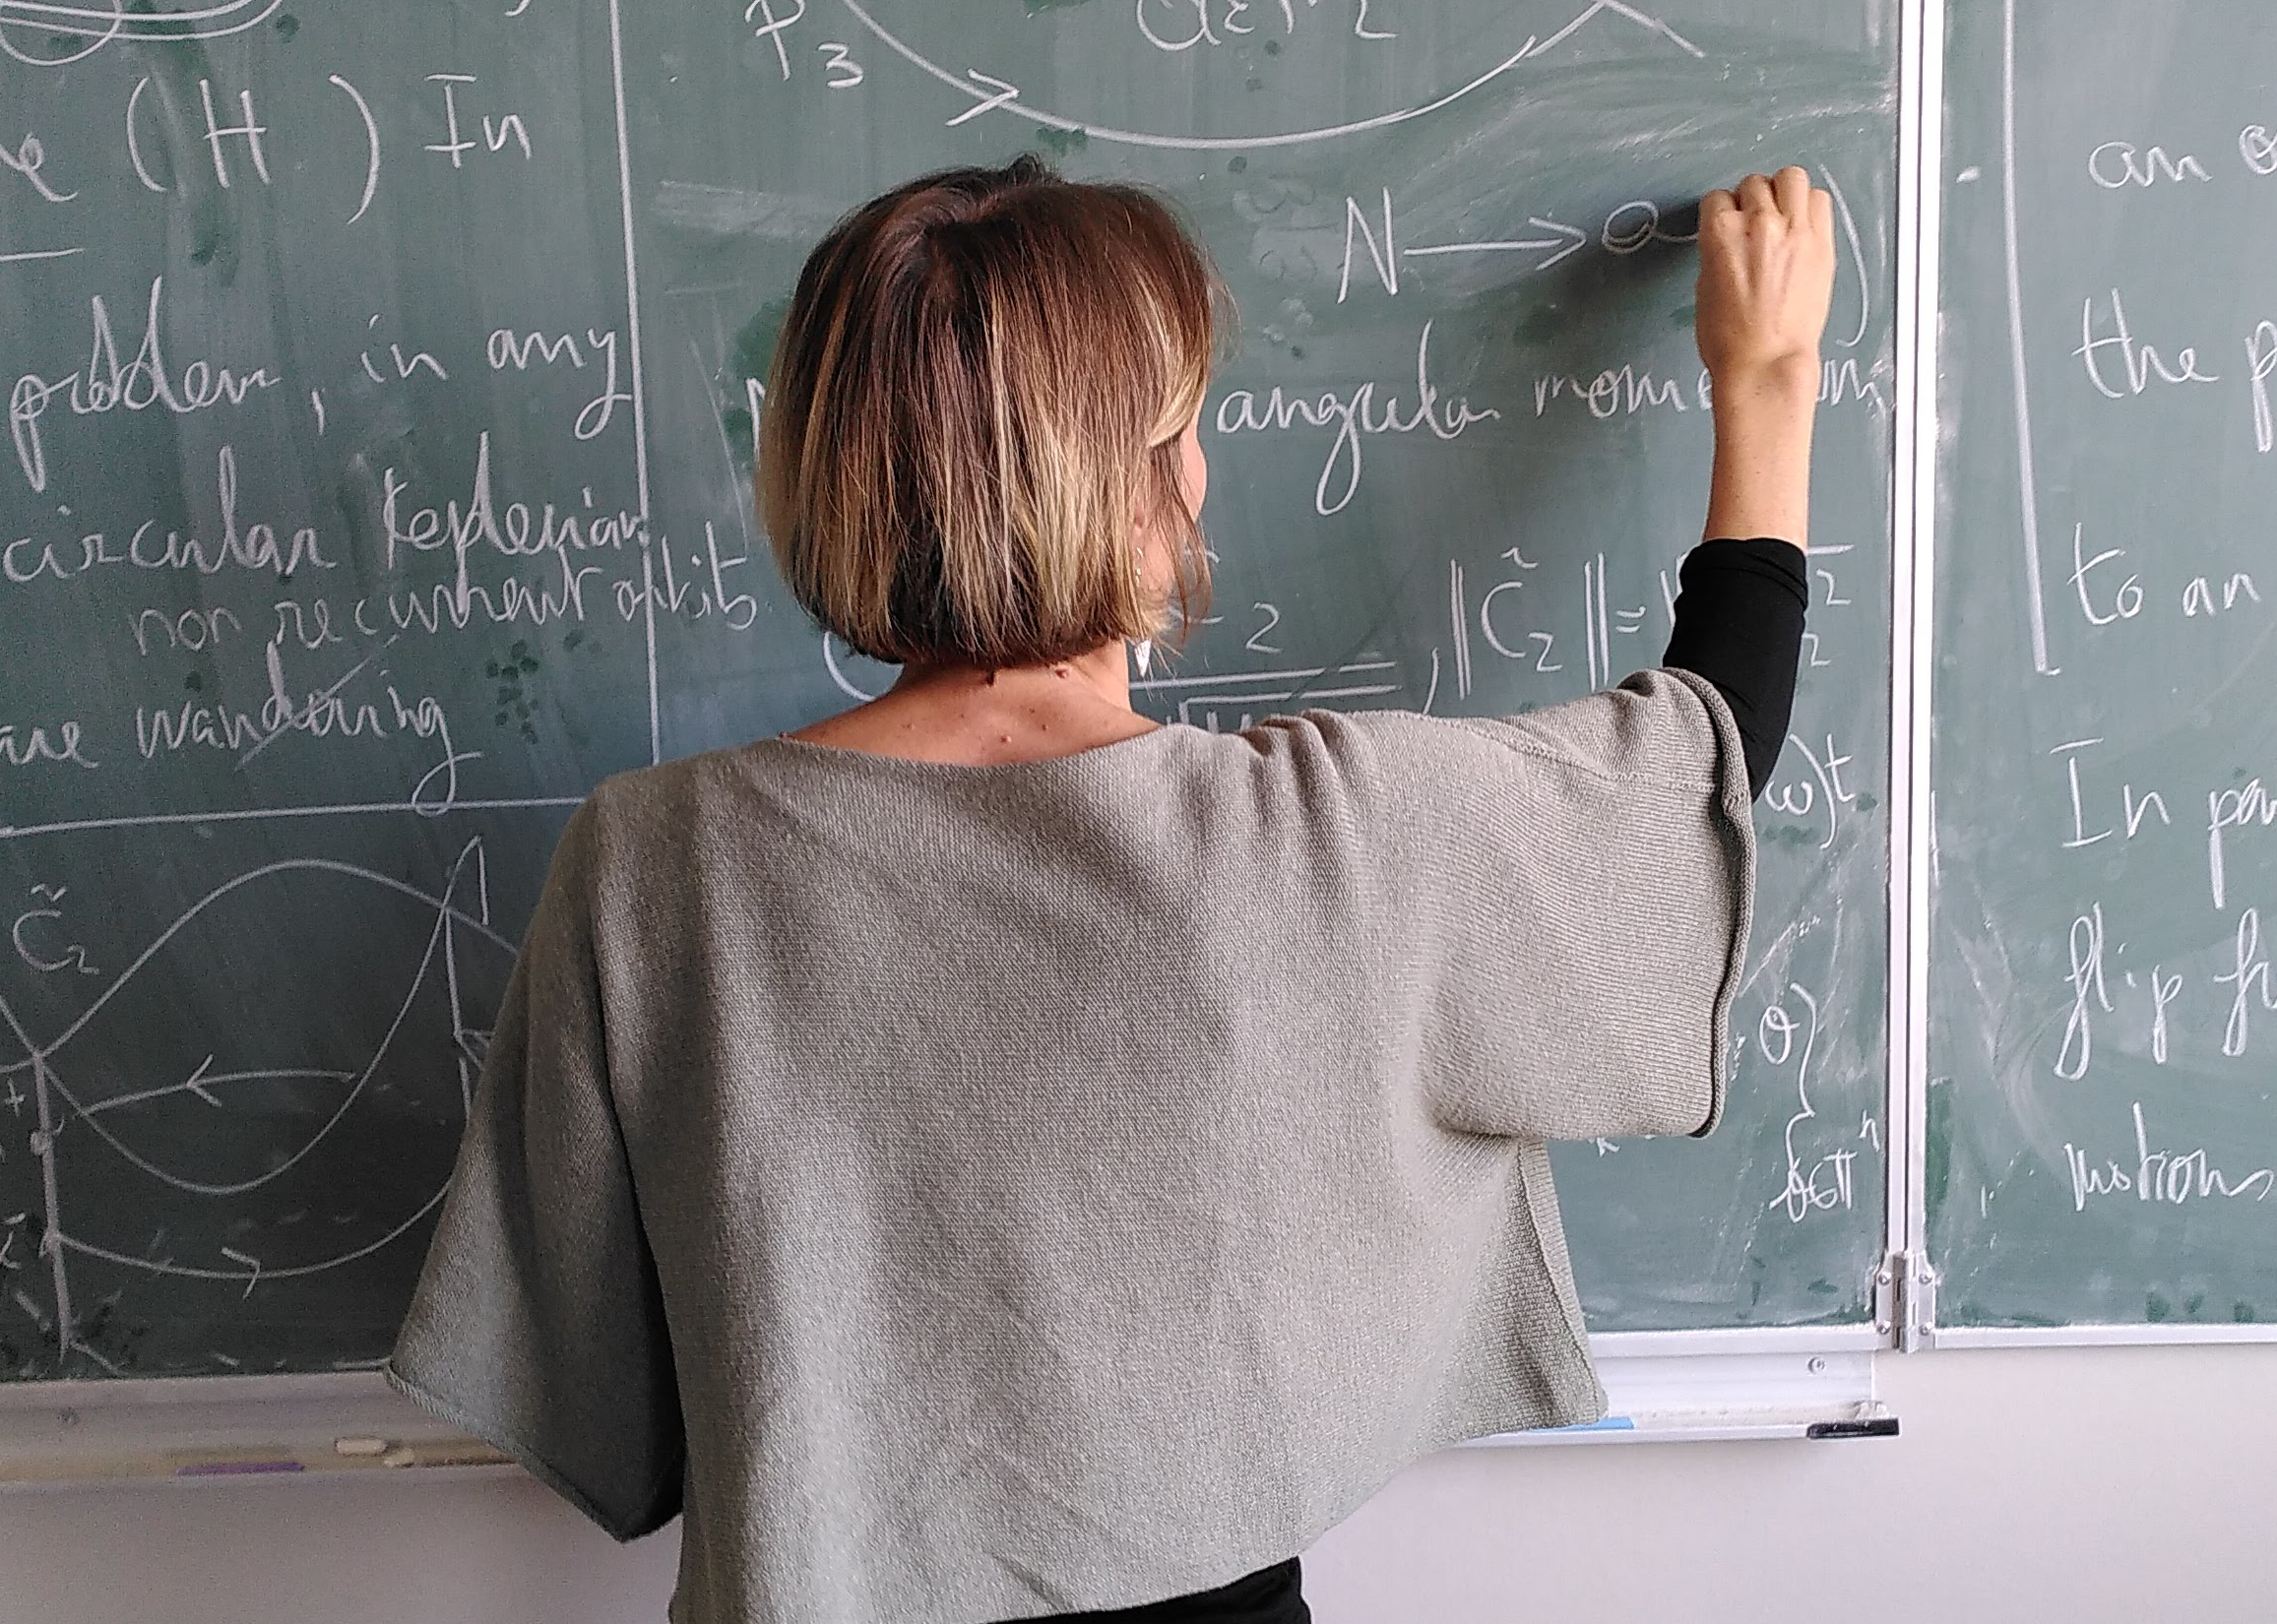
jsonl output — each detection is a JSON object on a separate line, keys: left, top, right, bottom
{"left": 1694, "top": 166, "right": 1836, "bottom": 394}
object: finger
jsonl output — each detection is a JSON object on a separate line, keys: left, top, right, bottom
{"left": 1809, "top": 186, "right": 1835, "bottom": 244}
{"left": 1773, "top": 165, "right": 1811, "bottom": 223}
{"left": 1737, "top": 171, "right": 1777, "bottom": 218}
{"left": 1699, "top": 188, "right": 1740, "bottom": 234}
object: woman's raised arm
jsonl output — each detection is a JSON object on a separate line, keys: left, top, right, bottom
{"left": 1694, "top": 164, "right": 1836, "bottom": 549}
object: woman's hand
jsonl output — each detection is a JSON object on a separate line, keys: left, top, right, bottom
{"left": 1695, "top": 167, "right": 1835, "bottom": 549}
{"left": 1696, "top": 167, "right": 1836, "bottom": 391}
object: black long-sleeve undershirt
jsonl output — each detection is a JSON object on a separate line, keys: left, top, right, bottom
{"left": 1659, "top": 536, "right": 1809, "bottom": 800}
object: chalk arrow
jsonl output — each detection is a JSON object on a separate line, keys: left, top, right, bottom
{"left": 1402, "top": 216, "right": 1587, "bottom": 272}
{"left": 948, "top": 70, "right": 1021, "bottom": 127}
{"left": 86, "top": 1063, "right": 356, "bottom": 1117}
{"left": 1524, "top": 217, "right": 1589, "bottom": 269}
{"left": 183, "top": 1054, "right": 223, "bottom": 1107}
{"left": 220, "top": 1245, "right": 261, "bottom": 1298}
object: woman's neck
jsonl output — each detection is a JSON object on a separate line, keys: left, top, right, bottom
{"left": 783, "top": 641, "right": 1161, "bottom": 765}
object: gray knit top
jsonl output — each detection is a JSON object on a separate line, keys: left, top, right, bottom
{"left": 384, "top": 666, "right": 1755, "bottom": 1624}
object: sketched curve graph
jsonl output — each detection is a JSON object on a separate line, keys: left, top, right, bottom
{"left": 834, "top": 0, "right": 1709, "bottom": 153}
{"left": 0, "top": 839, "right": 516, "bottom": 1326}
{"left": 0, "top": 1, "right": 285, "bottom": 65}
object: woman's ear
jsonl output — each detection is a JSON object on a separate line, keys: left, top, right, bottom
{"left": 1177, "top": 409, "right": 1207, "bottom": 519}
{"left": 1134, "top": 408, "right": 1205, "bottom": 607}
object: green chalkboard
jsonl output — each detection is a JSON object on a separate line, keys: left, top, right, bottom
{"left": 0, "top": 0, "right": 1893, "bottom": 1381}
{"left": 1931, "top": 0, "right": 2277, "bottom": 1330}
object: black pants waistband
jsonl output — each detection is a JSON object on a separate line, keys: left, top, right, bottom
{"left": 1007, "top": 1556, "right": 1307, "bottom": 1624}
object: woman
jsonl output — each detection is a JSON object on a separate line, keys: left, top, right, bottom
{"left": 386, "top": 156, "right": 1831, "bottom": 1624}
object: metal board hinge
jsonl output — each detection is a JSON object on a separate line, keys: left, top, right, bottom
{"left": 1871, "top": 1250, "right": 1939, "bottom": 1350}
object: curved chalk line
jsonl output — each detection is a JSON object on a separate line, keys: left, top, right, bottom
{"left": 0, "top": 850, "right": 515, "bottom": 1076}
{"left": 34, "top": 847, "right": 489, "bottom": 1199}
{"left": 835, "top": 0, "right": 1703, "bottom": 152}
{"left": 0, "top": 0, "right": 278, "bottom": 36}
{"left": 0, "top": 844, "right": 513, "bottom": 1285}
{"left": 841, "top": 0, "right": 1531, "bottom": 152}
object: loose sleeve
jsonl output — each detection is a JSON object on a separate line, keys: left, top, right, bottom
{"left": 383, "top": 799, "right": 685, "bottom": 1541}
{"left": 1373, "top": 667, "right": 1755, "bottom": 1142}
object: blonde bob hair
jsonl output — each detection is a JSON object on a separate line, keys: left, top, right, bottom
{"left": 758, "top": 155, "right": 1223, "bottom": 669}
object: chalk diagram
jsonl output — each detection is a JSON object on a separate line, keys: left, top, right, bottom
{"left": 832, "top": 0, "right": 1706, "bottom": 152}
{"left": 815, "top": 0, "right": 1873, "bottom": 726}
{"left": 0, "top": 839, "right": 516, "bottom": 1374}
{"left": 0, "top": 0, "right": 285, "bottom": 66}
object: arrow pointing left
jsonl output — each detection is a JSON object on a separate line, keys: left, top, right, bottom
{"left": 182, "top": 1054, "right": 222, "bottom": 1107}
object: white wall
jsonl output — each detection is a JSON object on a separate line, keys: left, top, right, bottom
{"left": 5, "top": 1344, "right": 2273, "bottom": 1622}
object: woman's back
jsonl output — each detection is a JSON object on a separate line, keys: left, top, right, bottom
{"left": 387, "top": 673, "right": 1750, "bottom": 1624}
